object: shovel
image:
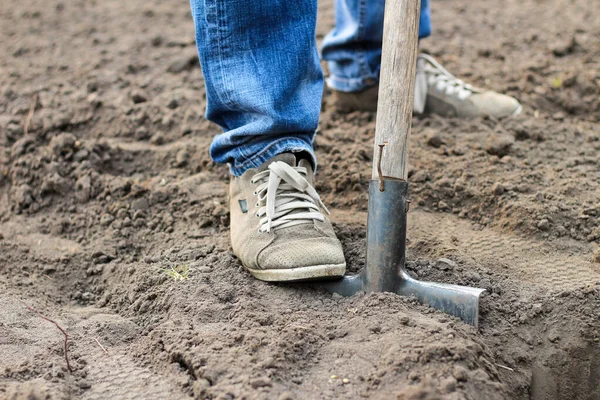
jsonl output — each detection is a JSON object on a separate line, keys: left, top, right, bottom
{"left": 314, "top": 0, "right": 485, "bottom": 327}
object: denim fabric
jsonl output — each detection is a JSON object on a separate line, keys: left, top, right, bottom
{"left": 190, "top": 0, "right": 322, "bottom": 176}
{"left": 322, "top": 0, "right": 431, "bottom": 92}
{"left": 190, "top": 0, "right": 430, "bottom": 175}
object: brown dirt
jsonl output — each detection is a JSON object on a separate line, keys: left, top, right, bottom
{"left": 1, "top": 0, "right": 599, "bottom": 399}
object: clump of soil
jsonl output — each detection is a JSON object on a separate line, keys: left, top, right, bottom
{"left": 1, "top": 0, "right": 599, "bottom": 399}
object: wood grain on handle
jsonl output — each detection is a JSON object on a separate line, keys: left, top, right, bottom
{"left": 371, "top": 0, "right": 421, "bottom": 181}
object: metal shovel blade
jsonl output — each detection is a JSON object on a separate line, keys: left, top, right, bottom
{"left": 314, "top": 179, "right": 485, "bottom": 328}
{"left": 397, "top": 270, "right": 485, "bottom": 327}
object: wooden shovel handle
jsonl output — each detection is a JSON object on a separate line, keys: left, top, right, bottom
{"left": 372, "top": 0, "right": 421, "bottom": 181}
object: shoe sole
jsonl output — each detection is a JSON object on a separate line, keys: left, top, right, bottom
{"left": 245, "top": 263, "right": 347, "bottom": 282}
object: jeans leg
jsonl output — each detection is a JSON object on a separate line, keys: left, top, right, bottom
{"left": 190, "top": 0, "right": 322, "bottom": 176}
{"left": 322, "top": 0, "right": 431, "bottom": 92}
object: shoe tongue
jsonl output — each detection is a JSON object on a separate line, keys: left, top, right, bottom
{"left": 257, "top": 153, "right": 297, "bottom": 173}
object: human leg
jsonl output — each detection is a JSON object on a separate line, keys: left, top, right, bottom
{"left": 190, "top": 0, "right": 346, "bottom": 280}
{"left": 321, "top": 0, "right": 431, "bottom": 93}
{"left": 322, "top": 0, "right": 521, "bottom": 118}
{"left": 190, "top": 0, "right": 323, "bottom": 176}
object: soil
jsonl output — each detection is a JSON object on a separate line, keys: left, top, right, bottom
{"left": 1, "top": 0, "right": 599, "bottom": 399}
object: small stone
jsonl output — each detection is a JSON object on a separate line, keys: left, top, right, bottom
{"left": 174, "top": 148, "right": 188, "bottom": 167}
{"left": 436, "top": 258, "right": 457, "bottom": 270}
{"left": 100, "top": 214, "right": 115, "bottom": 226}
{"left": 478, "top": 278, "right": 492, "bottom": 291}
{"left": 167, "top": 55, "right": 196, "bottom": 74}
{"left": 212, "top": 205, "right": 228, "bottom": 217}
{"left": 44, "top": 265, "right": 57, "bottom": 273}
{"left": 438, "top": 201, "right": 450, "bottom": 211}
{"left": 547, "top": 332, "right": 560, "bottom": 343}
{"left": 50, "top": 132, "right": 77, "bottom": 156}
{"left": 76, "top": 175, "right": 92, "bottom": 202}
{"left": 440, "top": 376, "right": 457, "bottom": 393}
{"left": 130, "top": 89, "right": 148, "bottom": 104}
{"left": 95, "top": 254, "right": 114, "bottom": 264}
{"left": 41, "top": 173, "right": 71, "bottom": 195}
{"left": 150, "top": 35, "right": 163, "bottom": 47}
{"left": 131, "top": 197, "right": 150, "bottom": 212}
{"left": 593, "top": 248, "right": 600, "bottom": 263}
{"left": 116, "top": 209, "right": 129, "bottom": 219}
{"left": 411, "top": 170, "right": 429, "bottom": 183}
{"left": 260, "top": 356, "right": 276, "bottom": 369}
{"left": 452, "top": 146, "right": 466, "bottom": 156}
{"left": 492, "top": 182, "right": 505, "bottom": 196}
{"left": 466, "top": 271, "right": 482, "bottom": 281}
{"left": 149, "top": 133, "right": 164, "bottom": 146}
{"left": 150, "top": 191, "right": 168, "bottom": 204}
{"left": 278, "top": 392, "right": 294, "bottom": 400}
{"left": 250, "top": 377, "right": 272, "bottom": 389}
{"left": 135, "top": 127, "right": 151, "bottom": 141}
{"left": 167, "top": 98, "right": 179, "bottom": 109}
{"left": 81, "top": 292, "right": 95, "bottom": 301}
{"left": 133, "top": 210, "right": 146, "bottom": 220}
{"left": 73, "top": 149, "right": 89, "bottom": 162}
{"left": 77, "top": 380, "right": 92, "bottom": 389}
{"left": 552, "top": 36, "right": 578, "bottom": 57}
{"left": 486, "top": 134, "right": 514, "bottom": 157}
{"left": 452, "top": 365, "right": 469, "bottom": 382}
{"left": 12, "top": 184, "right": 34, "bottom": 209}
{"left": 197, "top": 266, "right": 212, "bottom": 273}
{"left": 86, "top": 80, "right": 99, "bottom": 93}
{"left": 427, "top": 132, "right": 444, "bottom": 148}
{"left": 342, "top": 378, "right": 350, "bottom": 384}
{"left": 537, "top": 219, "right": 550, "bottom": 231}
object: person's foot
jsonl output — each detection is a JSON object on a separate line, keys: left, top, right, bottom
{"left": 331, "top": 53, "right": 522, "bottom": 119}
{"left": 229, "top": 153, "right": 346, "bottom": 282}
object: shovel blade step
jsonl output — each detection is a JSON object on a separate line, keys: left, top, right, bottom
{"left": 397, "top": 270, "right": 485, "bottom": 328}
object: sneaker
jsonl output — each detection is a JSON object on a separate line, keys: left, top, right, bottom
{"left": 331, "top": 54, "right": 522, "bottom": 119}
{"left": 229, "top": 153, "right": 346, "bottom": 282}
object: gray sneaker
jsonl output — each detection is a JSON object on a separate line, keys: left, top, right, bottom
{"left": 414, "top": 54, "right": 522, "bottom": 118}
{"left": 331, "top": 53, "right": 522, "bottom": 119}
{"left": 229, "top": 153, "right": 346, "bottom": 282}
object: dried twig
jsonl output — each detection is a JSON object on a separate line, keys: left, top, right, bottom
{"left": 93, "top": 338, "right": 109, "bottom": 355}
{"left": 496, "top": 363, "right": 514, "bottom": 372}
{"left": 27, "top": 306, "right": 73, "bottom": 373}
{"left": 23, "top": 93, "right": 38, "bottom": 135}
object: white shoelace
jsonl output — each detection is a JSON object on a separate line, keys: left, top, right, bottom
{"left": 418, "top": 54, "right": 476, "bottom": 101}
{"left": 251, "top": 161, "right": 329, "bottom": 233}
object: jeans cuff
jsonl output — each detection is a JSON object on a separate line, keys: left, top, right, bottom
{"left": 326, "top": 75, "right": 378, "bottom": 93}
{"left": 229, "top": 136, "right": 317, "bottom": 177}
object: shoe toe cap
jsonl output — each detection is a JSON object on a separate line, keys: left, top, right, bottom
{"left": 258, "top": 237, "right": 346, "bottom": 270}
{"left": 472, "top": 92, "right": 522, "bottom": 118}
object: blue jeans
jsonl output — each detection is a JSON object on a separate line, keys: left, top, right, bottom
{"left": 191, "top": 0, "right": 431, "bottom": 176}
{"left": 322, "top": 0, "right": 431, "bottom": 92}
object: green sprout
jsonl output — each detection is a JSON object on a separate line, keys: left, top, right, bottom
{"left": 552, "top": 76, "right": 563, "bottom": 89}
{"left": 161, "top": 264, "right": 190, "bottom": 281}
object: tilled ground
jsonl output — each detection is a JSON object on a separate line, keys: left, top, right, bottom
{"left": 1, "top": 0, "right": 600, "bottom": 399}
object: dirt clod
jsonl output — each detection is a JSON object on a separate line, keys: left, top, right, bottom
{"left": 486, "top": 133, "right": 514, "bottom": 157}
